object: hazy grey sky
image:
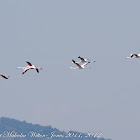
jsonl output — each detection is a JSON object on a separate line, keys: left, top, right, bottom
{"left": 0, "top": 0, "right": 140, "bottom": 140}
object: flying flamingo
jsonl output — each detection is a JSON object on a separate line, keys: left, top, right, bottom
{"left": 17, "top": 61, "right": 42, "bottom": 74}
{"left": 70, "top": 59, "right": 91, "bottom": 69}
{"left": 126, "top": 53, "right": 140, "bottom": 59}
{"left": 0, "top": 74, "right": 10, "bottom": 79}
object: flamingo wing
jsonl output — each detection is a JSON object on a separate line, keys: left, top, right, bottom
{"left": 135, "top": 54, "right": 138, "bottom": 57}
{"left": 76, "top": 63, "right": 82, "bottom": 68}
{"left": 78, "top": 56, "right": 85, "bottom": 61}
{"left": 36, "top": 68, "right": 39, "bottom": 73}
{"left": 72, "top": 59, "right": 82, "bottom": 68}
{"left": 0, "top": 74, "right": 9, "bottom": 79}
{"left": 22, "top": 68, "right": 30, "bottom": 75}
{"left": 72, "top": 59, "right": 76, "bottom": 63}
{"left": 26, "top": 61, "right": 32, "bottom": 66}
{"left": 2, "top": 76, "right": 8, "bottom": 79}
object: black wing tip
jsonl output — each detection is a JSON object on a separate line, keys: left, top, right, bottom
{"left": 3, "top": 76, "right": 8, "bottom": 79}
{"left": 26, "top": 61, "right": 30, "bottom": 63}
{"left": 72, "top": 59, "right": 75, "bottom": 63}
{"left": 36, "top": 69, "right": 39, "bottom": 73}
{"left": 0, "top": 75, "right": 10, "bottom": 79}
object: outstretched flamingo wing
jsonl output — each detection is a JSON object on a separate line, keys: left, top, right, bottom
{"left": 26, "top": 61, "right": 32, "bottom": 66}
{"left": 2, "top": 76, "right": 8, "bottom": 79}
{"left": 75, "top": 63, "right": 82, "bottom": 68}
{"left": 78, "top": 56, "right": 85, "bottom": 61}
{"left": 72, "top": 59, "right": 82, "bottom": 68}
{"left": 0, "top": 74, "right": 9, "bottom": 79}
{"left": 22, "top": 68, "right": 30, "bottom": 75}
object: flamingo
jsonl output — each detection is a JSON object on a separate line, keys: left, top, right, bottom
{"left": 70, "top": 59, "right": 91, "bottom": 69}
{"left": 126, "top": 53, "right": 140, "bottom": 59}
{"left": 17, "top": 61, "right": 42, "bottom": 74}
{"left": 0, "top": 74, "right": 10, "bottom": 79}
